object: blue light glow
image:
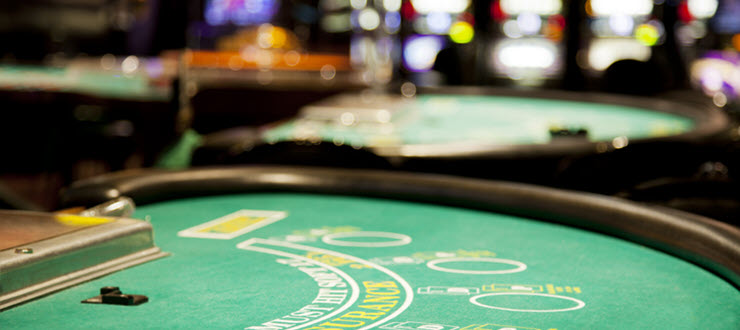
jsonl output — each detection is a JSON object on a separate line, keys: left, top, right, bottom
{"left": 403, "top": 35, "right": 445, "bottom": 72}
{"left": 427, "top": 12, "right": 452, "bottom": 34}
{"left": 385, "top": 12, "right": 402, "bottom": 30}
{"left": 205, "top": 0, "right": 280, "bottom": 26}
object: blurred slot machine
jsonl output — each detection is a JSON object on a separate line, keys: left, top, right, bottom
{"left": 579, "top": 0, "right": 672, "bottom": 94}
{"left": 179, "top": 0, "right": 374, "bottom": 136}
{"left": 487, "top": 0, "right": 567, "bottom": 87}
{"left": 685, "top": 0, "right": 740, "bottom": 109}
{"left": 398, "top": 0, "right": 476, "bottom": 86}
{"left": 181, "top": 0, "right": 386, "bottom": 133}
{"left": 345, "top": 0, "right": 400, "bottom": 87}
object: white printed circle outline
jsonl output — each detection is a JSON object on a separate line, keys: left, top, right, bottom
{"left": 426, "top": 257, "right": 527, "bottom": 274}
{"left": 470, "top": 292, "right": 586, "bottom": 313}
{"left": 321, "top": 231, "right": 412, "bottom": 247}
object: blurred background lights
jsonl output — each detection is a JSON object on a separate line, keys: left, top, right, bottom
{"left": 687, "top": 0, "right": 719, "bottom": 19}
{"left": 358, "top": 8, "right": 380, "bottom": 31}
{"left": 413, "top": 17, "right": 431, "bottom": 34}
{"left": 100, "top": 54, "right": 116, "bottom": 70}
{"left": 383, "top": 0, "right": 402, "bottom": 12}
{"left": 403, "top": 35, "right": 444, "bottom": 71}
{"left": 121, "top": 56, "right": 139, "bottom": 74}
{"left": 609, "top": 15, "right": 634, "bottom": 36}
{"left": 690, "top": 54, "right": 740, "bottom": 101}
{"left": 205, "top": 0, "right": 280, "bottom": 26}
{"left": 588, "top": 39, "right": 651, "bottom": 71}
{"left": 503, "top": 20, "right": 523, "bottom": 38}
{"left": 590, "top": 0, "right": 653, "bottom": 16}
{"left": 713, "top": 92, "right": 728, "bottom": 107}
{"left": 635, "top": 23, "right": 660, "bottom": 46}
{"left": 500, "top": 0, "right": 562, "bottom": 15}
{"left": 689, "top": 20, "right": 708, "bottom": 38}
{"left": 702, "top": 68, "right": 723, "bottom": 92}
{"left": 350, "top": 0, "right": 366, "bottom": 10}
{"left": 612, "top": 136, "right": 629, "bottom": 149}
{"left": 590, "top": 19, "right": 612, "bottom": 37}
{"left": 409, "top": 0, "right": 471, "bottom": 14}
{"left": 427, "top": 12, "right": 452, "bottom": 34}
{"left": 449, "top": 21, "right": 474, "bottom": 44}
{"left": 495, "top": 39, "right": 557, "bottom": 69}
{"left": 517, "top": 12, "right": 542, "bottom": 35}
{"left": 385, "top": 12, "right": 402, "bottom": 32}
{"left": 257, "top": 24, "right": 287, "bottom": 48}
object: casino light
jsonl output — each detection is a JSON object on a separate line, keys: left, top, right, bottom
{"left": 490, "top": 0, "right": 507, "bottom": 22}
{"left": 590, "top": 0, "right": 652, "bottom": 16}
{"left": 403, "top": 35, "right": 444, "bottom": 72}
{"left": 545, "top": 14, "right": 566, "bottom": 41}
{"left": 714, "top": 92, "right": 728, "bottom": 107}
{"left": 256, "top": 24, "right": 288, "bottom": 48}
{"left": 635, "top": 23, "right": 660, "bottom": 46}
{"left": 648, "top": 19, "right": 666, "bottom": 42}
{"left": 449, "top": 21, "right": 474, "bottom": 44}
{"left": 695, "top": 62, "right": 728, "bottom": 92}
{"left": 691, "top": 56, "right": 740, "bottom": 100}
{"left": 608, "top": 15, "right": 634, "bottom": 36}
{"left": 121, "top": 56, "right": 139, "bottom": 74}
{"left": 612, "top": 136, "right": 629, "bottom": 149}
{"left": 321, "top": 64, "right": 337, "bottom": 80}
{"left": 687, "top": 0, "right": 718, "bottom": 19}
{"left": 517, "top": 12, "right": 542, "bottom": 36}
{"left": 401, "top": 0, "right": 417, "bottom": 20}
{"left": 503, "top": 20, "right": 523, "bottom": 38}
{"left": 205, "top": 0, "right": 280, "bottom": 26}
{"left": 383, "top": 0, "right": 402, "bottom": 12}
{"left": 733, "top": 34, "right": 740, "bottom": 52}
{"left": 427, "top": 12, "right": 452, "bottom": 34}
{"left": 358, "top": 8, "right": 381, "bottom": 31}
{"left": 409, "top": 0, "right": 471, "bottom": 14}
{"left": 495, "top": 39, "right": 557, "bottom": 69}
{"left": 385, "top": 12, "right": 402, "bottom": 33}
{"left": 587, "top": 39, "right": 651, "bottom": 71}
{"left": 688, "top": 20, "right": 708, "bottom": 39}
{"left": 677, "top": 1, "right": 694, "bottom": 23}
{"left": 350, "top": 0, "right": 366, "bottom": 10}
{"left": 100, "top": 54, "right": 116, "bottom": 70}
{"left": 500, "top": 0, "right": 562, "bottom": 15}
{"left": 585, "top": 0, "right": 594, "bottom": 17}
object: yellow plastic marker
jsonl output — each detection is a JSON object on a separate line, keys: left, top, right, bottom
{"left": 55, "top": 214, "right": 112, "bottom": 227}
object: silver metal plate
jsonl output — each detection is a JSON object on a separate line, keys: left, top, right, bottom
{"left": 0, "top": 210, "right": 168, "bottom": 310}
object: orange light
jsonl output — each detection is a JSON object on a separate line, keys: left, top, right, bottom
{"left": 733, "top": 34, "right": 740, "bottom": 52}
{"left": 186, "top": 51, "right": 352, "bottom": 71}
{"left": 545, "top": 23, "right": 564, "bottom": 42}
{"left": 585, "top": 0, "right": 594, "bottom": 17}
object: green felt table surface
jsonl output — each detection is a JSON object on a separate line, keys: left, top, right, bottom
{"left": 0, "top": 64, "right": 167, "bottom": 101}
{"left": 264, "top": 95, "right": 696, "bottom": 147}
{"left": 2, "top": 193, "right": 738, "bottom": 329}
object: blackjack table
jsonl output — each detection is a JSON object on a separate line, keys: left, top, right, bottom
{"left": 1, "top": 166, "right": 739, "bottom": 329}
{"left": 0, "top": 60, "right": 177, "bottom": 175}
{"left": 191, "top": 88, "right": 731, "bottom": 193}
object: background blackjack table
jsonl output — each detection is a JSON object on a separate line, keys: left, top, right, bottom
{"left": 191, "top": 88, "right": 731, "bottom": 195}
{"left": 2, "top": 166, "right": 738, "bottom": 329}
